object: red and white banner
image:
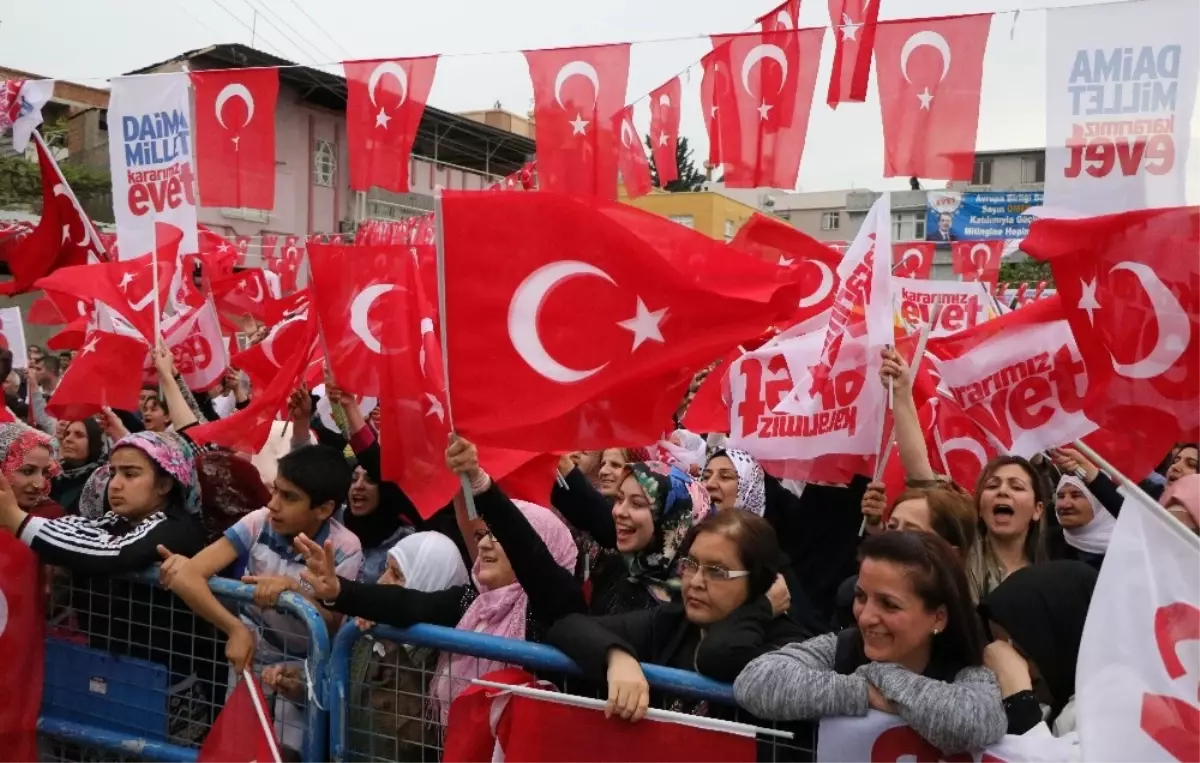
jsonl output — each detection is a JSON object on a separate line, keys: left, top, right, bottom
{"left": 816, "top": 710, "right": 1075, "bottom": 761}
{"left": 0, "top": 307, "right": 28, "bottom": 365}
{"left": 1043, "top": 0, "right": 1198, "bottom": 215}
{"left": 107, "top": 73, "right": 198, "bottom": 261}
{"left": 156, "top": 301, "right": 227, "bottom": 392}
{"left": 191, "top": 68, "right": 279, "bottom": 210}
{"left": 1077, "top": 498, "right": 1200, "bottom": 761}
{"left": 0, "top": 535, "right": 42, "bottom": 762}
{"left": 891, "top": 242, "right": 934, "bottom": 279}
{"left": 894, "top": 278, "right": 996, "bottom": 337}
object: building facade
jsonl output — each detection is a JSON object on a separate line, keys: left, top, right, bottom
{"left": 620, "top": 189, "right": 759, "bottom": 242}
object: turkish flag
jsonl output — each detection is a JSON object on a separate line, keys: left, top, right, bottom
{"left": 757, "top": 0, "right": 801, "bottom": 31}
{"left": 1023, "top": 206, "right": 1200, "bottom": 479}
{"left": 46, "top": 316, "right": 88, "bottom": 352}
{"left": 826, "top": 0, "right": 881, "bottom": 108}
{"left": 154, "top": 301, "right": 227, "bottom": 392}
{"left": 211, "top": 269, "right": 301, "bottom": 326}
{"left": 275, "top": 236, "right": 305, "bottom": 293}
{"left": 344, "top": 57, "right": 439, "bottom": 193}
{"left": 190, "top": 313, "right": 317, "bottom": 453}
{"left": 951, "top": 240, "right": 1003, "bottom": 286}
{"left": 700, "top": 43, "right": 732, "bottom": 168}
{"left": 35, "top": 223, "right": 180, "bottom": 344}
{"left": 191, "top": 68, "right": 279, "bottom": 210}
{"left": 497, "top": 695, "right": 755, "bottom": 762}
{"left": 30, "top": 291, "right": 90, "bottom": 326}
{"left": 47, "top": 330, "right": 149, "bottom": 420}
{"left": 710, "top": 28, "right": 824, "bottom": 189}
{"left": 614, "top": 106, "right": 652, "bottom": 198}
{"left": 649, "top": 78, "right": 681, "bottom": 186}
{"left": 0, "top": 535, "right": 42, "bottom": 762}
{"left": 231, "top": 311, "right": 313, "bottom": 390}
{"left": 680, "top": 349, "right": 740, "bottom": 434}
{"left": 728, "top": 212, "right": 842, "bottom": 325}
{"left": 891, "top": 242, "right": 935, "bottom": 279}
{"left": 874, "top": 14, "right": 992, "bottom": 179}
{"left": 197, "top": 673, "right": 281, "bottom": 763}
{"left": 198, "top": 226, "right": 240, "bottom": 277}
{"left": 524, "top": 43, "right": 630, "bottom": 199}
{"left": 927, "top": 394, "right": 1002, "bottom": 493}
{"left": 438, "top": 191, "right": 800, "bottom": 451}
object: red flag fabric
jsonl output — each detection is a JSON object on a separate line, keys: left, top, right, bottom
{"left": 197, "top": 674, "right": 281, "bottom": 763}
{"left": 344, "top": 57, "right": 439, "bottom": 193}
{"left": 0, "top": 535, "right": 42, "bottom": 762}
{"left": 190, "top": 314, "right": 317, "bottom": 453}
{"left": 277, "top": 236, "right": 305, "bottom": 293}
{"left": 681, "top": 350, "right": 740, "bottom": 434}
{"left": 874, "top": 14, "right": 993, "bottom": 179}
{"left": 211, "top": 269, "right": 302, "bottom": 326}
{"left": 699, "top": 44, "right": 731, "bottom": 169}
{"left": 191, "top": 68, "right": 278, "bottom": 210}
{"left": 891, "top": 242, "right": 935, "bottom": 279}
{"left": 1023, "top": 206, "right": 1200, "bottom": 479}
{"left": 826, "top": 0, "right": 881, "bottom": 107}
{"left": 230, "top": 311, "right": 313, "bottom": 391}
{"left": 951, "top": 240, "right": 1003, "bottom": 286}
{"left": 728, "top": 212, "right": 842, "bottom": 324}
{"left": 758, "top": 0, "right": 801, "bottom": 32}
{"left": 47, "top": 330, "right": 149, "bottom": 419}
{"left": 523, "top": 44, "right": 631, "bottom": 199}
{"left": 45, "top": 316, "right": 88, "bottom": 352}
{"left": 710, "top": 28, "right": 824, "bottom": 190}
{"left": 155, "top": 301, "right": 227, "bottom": 392}
{"left": 648, "top": 79, "right": 681, "bottom": 186}
{"left": 34, "top": 223, "right": 180, "bottom": 343}
{"left": 497, "top": 695, "right": 756, "bottom": 762}
{"left": 260, "top": 233, "right": 278, "bottom": 263}
{"left": 439, "top": 191, "right": 801, "bottom": 451}
{"left": 615, "top": 106, "right": 652, "bottom": 198}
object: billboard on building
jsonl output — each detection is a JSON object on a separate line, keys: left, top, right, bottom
{"left": 924, "top": 190, "right": 1043, "bottom": 242}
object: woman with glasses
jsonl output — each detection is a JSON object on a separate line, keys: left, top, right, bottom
{"left": 545, "top": 509, "right": 817, "bottom": 722}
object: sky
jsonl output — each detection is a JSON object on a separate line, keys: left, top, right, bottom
{"left": 2, "top": 0, "right": 1196, "bottom": 194}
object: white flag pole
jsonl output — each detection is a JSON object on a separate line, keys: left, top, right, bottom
{"left": 241, "top": 669, "right": 283, "bottom": 763}
{"left": 470, "top": 679, "right": 793, "bottom": 740}
{"left": 433, "top": 187, "right": 479, "bottom": 520}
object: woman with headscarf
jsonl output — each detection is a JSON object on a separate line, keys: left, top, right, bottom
{"left": 293, "top": 437, "right": 586, "bottom": 722}
{"left": 1044, "top": 474, "right": 1117, "bottom": 570}
{"left": 979, "top": 561, "right": 1098, "bottom": 737}
{"left": 51, "top": 418, "right": 110, "bottom": 515}
{"left": 0, "top": 422, "right": 63, "bottom": 520}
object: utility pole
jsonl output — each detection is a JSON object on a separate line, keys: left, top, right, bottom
{"left": 250, "top": 9, "right": 258, "bottom": 47}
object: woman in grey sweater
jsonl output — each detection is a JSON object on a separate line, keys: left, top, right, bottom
{"left": 734, "top": 531, "right": 1007, "bottom": 755}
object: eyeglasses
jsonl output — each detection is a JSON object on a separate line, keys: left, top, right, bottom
{"left": 472, "top": 528, "right": 496, "bottom": 544}
{"left": 678, "top": 557, "right": 750, "bottom": 581}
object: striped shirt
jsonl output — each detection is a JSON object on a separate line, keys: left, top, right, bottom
{"left": 19, "top": 507, "right": 207, "bottom": 574}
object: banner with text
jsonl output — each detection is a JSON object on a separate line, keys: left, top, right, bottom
{"left": 893, "top": 278, "right": 998, "bottom": 337}
{"left": 816, "top": 711, "right": 1076, "bottom": 762}
{"left": 1044, "top": 0, "right": 1198, "bottom": 214}
{"left": 925, "top": 191, "right": 1043, "bottom": 242}
{"left": 108, "top": 73, "right": 199, "bottom": 261}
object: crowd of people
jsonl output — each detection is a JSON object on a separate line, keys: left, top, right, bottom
{"left": 1, "top": 333, "right": 1197, "bottom": 761}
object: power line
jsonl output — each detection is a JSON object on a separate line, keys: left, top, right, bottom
{"left": 204, "top": 0, "right": 290, "bottom": 59}
{"left": 242, "top": 0, "right": 336, "bottom": 63}
{"left": 237, "top": 0, "right": 323, "bottom": 63}
{"left": 287, "top": 0, "right": 351, "bottom": 57}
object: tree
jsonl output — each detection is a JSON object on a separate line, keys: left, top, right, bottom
{"left": 999, "top": 255, "right": 1054, "bottom": 287}
{"left": 646, "top": 135, "right": 705, "bottom": 192}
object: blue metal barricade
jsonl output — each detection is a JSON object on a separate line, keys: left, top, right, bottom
{"left": 327, "top": 621, "right": 815, "bottom": 762}
{"left": 38, "top": 568, "right": 332, "bottom": 763}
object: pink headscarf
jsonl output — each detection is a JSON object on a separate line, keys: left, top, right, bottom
{"left": 430, "top": 500, "right": 578, "bottom": 722}
{"left": 1161, "top": 474, "right": 1200, "bottom": 528}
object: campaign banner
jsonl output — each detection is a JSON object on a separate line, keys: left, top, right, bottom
{"left": 108, "top": 73, "right": 199, "bottom": 261}
{"left": 925, "top": 191, "right": 1043, "bottom": 242}
{"left": 816, "top": 711, "right": 1076, "bottom": 762}
{"left": 1044, "top": 0, "right": 1198, "bottom": 214}
{"left": 893, "top": 278, "right": 997, "bottom": 337}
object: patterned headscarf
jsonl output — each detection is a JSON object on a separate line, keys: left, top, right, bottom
{"left": 709, "top": 449, "right": 767, "bottom": 517}
{"left": 98, "top": 431, "right": 201, "bottom": 515}
{"left": 0, "top": 423, "right": 61, "bottom": 503}
{"left": 624, "top": 461, "right": 713, "bottom": 593}
{"left": 196, "top": 449, "right": 271, "bottom": 539}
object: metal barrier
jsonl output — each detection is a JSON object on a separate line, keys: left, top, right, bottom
{"left": 37, "top": 568, "right": 331, "bottom": 763}
{"left": 327, "top": 621, "right": 815, "bottom": 762}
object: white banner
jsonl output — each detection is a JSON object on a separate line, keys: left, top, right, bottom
{"left": 894, "top": 278, "right": 998, "bottom": 337}
{"left": 816, "top": 711, "right": 1077, "bottom": 762}
{"left": 1044, "top": 0, "right": 1199, "bottom": 214}
{"left": 0, "top": 307, "right": 28, "bottom": 368}
{"left": 108, "top": 73, "right": 199, "bottom": 261}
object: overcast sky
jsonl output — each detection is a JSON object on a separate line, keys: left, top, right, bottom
{"left": 3, "top": 0, "right": 1196, "bottom": 194}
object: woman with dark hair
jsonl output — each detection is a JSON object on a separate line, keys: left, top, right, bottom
{"left": 1166, "top": 443, "right": 1198, "bottom": 485}
{"left": 546, "top": 509, "right": 816, "bottom": 720}
{"left": 51, "top": 418, "right": 110, "bottom": 515}
{"left": 978, "top": 561, "right": 1097, "bottom": 737}
{"left": 735, "top": 532, "right": 1006, "bottom": 754}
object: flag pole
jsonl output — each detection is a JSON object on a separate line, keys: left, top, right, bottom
{"left": 241, "top": 669, "right": 284, "bottom": 763}
{"left": 433, "top": 187, "right": 479, "bottom": 520}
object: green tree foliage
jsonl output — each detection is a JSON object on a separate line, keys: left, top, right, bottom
{"left": 0, "top": 153, "right": 110, "bottom": 209}
{"left": 646, "top": 135, "right": 705, "bottom": 192}
{"left": 999, "top": 255, "right": 1054, "bottom": 287}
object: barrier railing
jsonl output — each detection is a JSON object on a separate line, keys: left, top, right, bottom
{"left": 327, "top": 621, "right": 815, "bottom": 762}
{"left": 38, "top": 569, "right": 331, "bottom": 763}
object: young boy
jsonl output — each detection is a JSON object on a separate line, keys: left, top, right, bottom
{"left": 161, "top": 444, "right": 361, "bottom": 752}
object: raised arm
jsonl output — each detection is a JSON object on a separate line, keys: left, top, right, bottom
{"left": 882, "top": 347, "right": 936, "bottom": 483}
{"left": 550, "top": 456, "right": 618, "bottom": 548}
{"left": 733, "top": 633, "right": 870, "bottom": 721}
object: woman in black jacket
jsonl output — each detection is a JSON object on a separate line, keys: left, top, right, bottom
{"left": 545, "top": 509, "right": 816, "bottom": 721}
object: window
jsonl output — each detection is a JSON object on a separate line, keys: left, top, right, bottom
{"left": 821, "top": 211, "right": 841, "bottom": 231}
{"left": 313, "top": 139, "right": 336, "bottom": 187}
{"left": 891, "top": 212, "right": 925, "bottom": 241}
{"left": 669, "top": 214, "right": 694, "bottom": 229}
{"left": 1021, "top": 155, "right": 1045, "bottom": 184}
{"left": 972, "top": 158, "right": 993, "bottom": 186}
{"left": 724, "top": 219, "right": 736, "bottom": 242}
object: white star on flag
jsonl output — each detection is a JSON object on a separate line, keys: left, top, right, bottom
{"left": 916, "top": 87, "right": 934, "bottom": 110}
{"left": 657, "top": 132, "right": 669, "bottom": 147}
{"left": 426, "top": 393, "right": 445, "bottom": 422}
{"left": 757, "top": 101, "right": 773, "bottom": 120}
{"left": 61, "top": 224, "right": 71, "bottom": 244}
{"left": 80, "top": 336, "right": 99, "bottom": 355}
{"left": 778, "top": 255, "right": 795, "bottom": 267}
{"left": 375, "top": 108, "right": 391, "bottom": 129}
{"left": 568, "top": 114, "right": 589, "bottom": 136}
{"left": 616, "top": 298, "right": 667, "bottom": 351}
{"left": 232, "top": 135, "right": 241, "bottom": 150}
{"left": 1078, "top": 277, "right": 1101, "bottom": 325}
{"left": 218, "top": 243, "right": 231, "bottom": 253}
{"left": 841, "top": 13, "right": 861, "bottom": 41}
{"left": 118, "top": 272, "right": 135, "bottom": 291}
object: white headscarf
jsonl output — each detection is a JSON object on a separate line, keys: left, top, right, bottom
{"left": 386, "top": 532, "right": 469, "bottom": 592}
{"left": 1056, "top": 475, "right": 1116, "bottom": 556}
